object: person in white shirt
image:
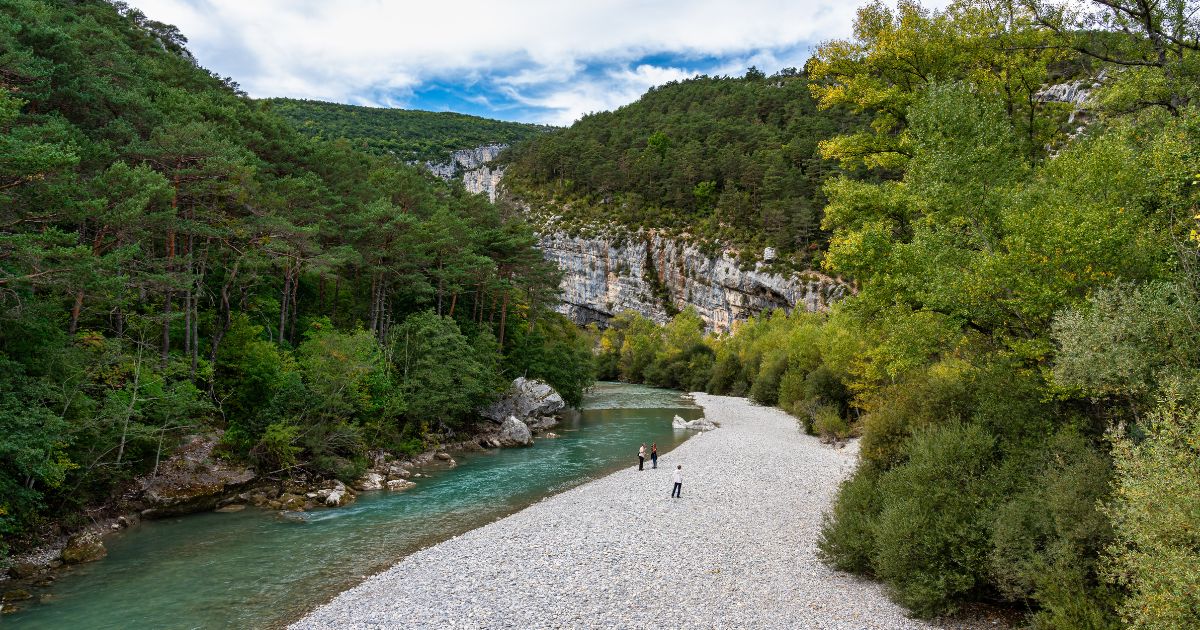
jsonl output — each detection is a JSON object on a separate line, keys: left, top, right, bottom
{"left": 638, "top": 443, "right": 646, "bottom": 470}
{"left": 671, "top": 465, "right": 683, "bottom": 498}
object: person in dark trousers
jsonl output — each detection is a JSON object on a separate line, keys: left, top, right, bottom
{"left": 638, "top": 443, "right": 646, "bottom": 470}
{"left": 650, "top": 443, "right": 658, "bottom": 469}
{"left": 671, "top": 465, "right": 683, "bottom": 498}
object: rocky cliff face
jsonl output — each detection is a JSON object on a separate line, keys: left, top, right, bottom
{"left": 431, "top": 144, "right": 848, "bottom": 329}
{"left": 426, "top": 144, "right": 506, "bottom": 202}
{"left": 539, "top": 231, "right": 847, "bottom": 331}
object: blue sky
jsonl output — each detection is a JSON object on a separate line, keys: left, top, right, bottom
{"left": 131, "top": 1, "right": 939, "bottom": 125}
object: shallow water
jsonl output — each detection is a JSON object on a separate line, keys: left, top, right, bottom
{"left": 5, "top": 383, "right": 699, "bottom": 629}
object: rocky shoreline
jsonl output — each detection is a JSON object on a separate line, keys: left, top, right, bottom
{"left": 292, "top": 394, "right": 1013, "bottom": 630}
{"left": 0, "top": 377, "right": 567, "bottom": 614}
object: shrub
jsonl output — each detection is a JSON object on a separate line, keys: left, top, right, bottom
{"left": 748, "top": 353, "right": 787, "bottom": 405}
{"left": 252, "top": 421, "right": 302, "bottom": 471}
{"left": 818, "top": 467, "right": 881, "bottom": 574}
{"left": 990, "top": 431, "right": 1119, "bottom": 628}
{"left": 812, "top": 404, "right": 850, "bottom": 442}
{"left": 872, "top": 421, "right": 998, "bottom": 617}
{"left": 1103, "top": 391, "right": 1200, "bottom": 630}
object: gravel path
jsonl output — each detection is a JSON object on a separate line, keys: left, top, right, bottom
{"left": 292, "top": 394, "right": 937, "bottom": 629}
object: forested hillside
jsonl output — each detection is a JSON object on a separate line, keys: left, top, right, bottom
{"left": 266, "top": 98, "right": 554, "bottom": 162}
{"left": 502, "top": 70, "right": 865, "bottom": 264}
{"left": 0, "top": 0, "right": 591, "bottom": 554}
{"left": 592, "top": 1, "right": 1200, "bottom": 627}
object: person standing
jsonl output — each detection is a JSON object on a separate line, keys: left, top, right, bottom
{"left": 650, "top": 443, "right": 658, "bottom": 469}
{"left": 671, "top": 465, "right": 683, "bottom": 498}
{"left": 638, "top": 443, "right": 646, "bottom": 471}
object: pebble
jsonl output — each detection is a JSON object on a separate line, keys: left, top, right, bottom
{"left": 292, "top": 395, "right": 944, "bottom": 629}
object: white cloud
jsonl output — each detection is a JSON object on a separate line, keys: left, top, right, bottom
{"left": 130, "top": 1, "right": 947, "bottom": 124}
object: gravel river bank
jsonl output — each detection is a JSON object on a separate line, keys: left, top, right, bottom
{"left": 293, "top": 394, "right": 963, "bottom": 629}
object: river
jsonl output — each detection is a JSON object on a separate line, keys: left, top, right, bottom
{"left": 5, "top": 382, "right": 700, "bottom": 629}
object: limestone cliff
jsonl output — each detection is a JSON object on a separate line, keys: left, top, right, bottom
{"left": 440, "top": 144, "right": 848, "bottom": 330}
{"left": 538, "top": 231, "right": 847, "bottom": 331}
{"left": 426, "top": 143, "right": 506, "bottom": 202}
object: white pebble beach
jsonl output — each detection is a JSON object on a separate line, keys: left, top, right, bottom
{"left": 291, "top": 394, "right": 940, "bottom": 629}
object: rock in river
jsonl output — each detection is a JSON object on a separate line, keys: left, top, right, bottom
{"left": 354, "top": 472, "right": 385, "bottom": 492}
{"left": 61, "top": 532, "right": 107, "bottom": 564}
{"left": 481, "top": 377, "right": 565, "bottom": 423}
{"left": 139, "top": 434, "right": 257, "bottom": 518}
{"left": 672, "top": 415, "right": 717, "bottom": 431}
{"left": 499, "top": 415, "right": 533, "bottom": 446}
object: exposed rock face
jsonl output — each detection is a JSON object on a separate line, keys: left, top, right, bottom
{"left": 499, "top": 415, "right": 534, "bottom": 446}
{"left": 426, "top": 144, "right": 507, "bottom": 202}
{"left": 139, "top": 434, "right": 257, "bottom": 518}
{"left": 61, "top": 532, "right": 106, "bottom": 564}
{"left": 482, "top": 377, "right": 565, "bottom": 423}
{"left": 539, "top": 231, "right": 848, "bottom": 331}
{"left": 354, "top": 472, "right": 385, "bottom": 492}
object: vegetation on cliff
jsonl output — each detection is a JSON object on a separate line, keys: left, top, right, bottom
{"left": 0, "top": 0, "right": 591, "bottom": 554}
{"left": 266, "top": 98, "right": 554, "bottom": 163}
{"left": 502, "top": 69, "right": 866, "bottom": 265}
{"left": 599, "top": 0, "right": 1200, "bottom": 626}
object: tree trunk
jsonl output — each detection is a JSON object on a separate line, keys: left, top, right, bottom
{"left": 498, "top": 291, "right": 509, "bottom": 346}
{"left": 278, "top": 263, "right": 290, "bottom": 347}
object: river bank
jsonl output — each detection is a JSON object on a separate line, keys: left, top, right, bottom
{"left": 295, "top": 393, "right": 1007, "bottom": 629}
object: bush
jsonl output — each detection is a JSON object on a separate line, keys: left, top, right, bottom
{"left": 872, "top": 421, "right": 998, "bottom": 617}
{"left": 818, "top": 467, "right": 881, "bottom": 574}
{"left": 812, "top": 404, "right": 850, "bottom": 442}
{"left": 989, "top": 431, "right": 1119, "bottom": 628}
{"left": 252, "top": 421, "right": 302, "bottom": 471}
{"left": 748, "top": 353, "right": 787, "bottom": 405}
{"left": 1103, "top": 391, "right": 1200, "bottom": 629}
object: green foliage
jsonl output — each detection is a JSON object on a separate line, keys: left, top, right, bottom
{"left": 266, "top": 98, "right": 553, "bottom": 162}
{"left": 872, "top": 422, "right": 998, "bottom": 616}
{"left": 505, "top": 70, "right": 863, "bottom": 260}
{"left": 811, "top": 404, "right": 850, "bottom": 442}
{"left": 1103, "top": 390, "right": 1200, "bottom": 630}
{"left": 506, "top": 313, "right": 596, "bottom": 407}
{"left": 817, "top": 467, "right": 881, "bottom": 574}
{"left": 0, "top": 0, "right": 580, "bottom": 553}
{"left": 390, "top": 311, "right": 501, "bottom": 430}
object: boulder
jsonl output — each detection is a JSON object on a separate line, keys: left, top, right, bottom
{"left": 324, "top": 482, "right": 354, "bottom": 507}
{"left": 434, "top": 452, "right": 452, "bottom": 461}
{"left": 672, "top": 415, "right": 717, "bottom": 431}
{"left": 481, "top": 377, "right": 565, "bottom": 423}
{"left": 354, "top": 472, "right": 385, "bottom": 492}
{"left": 387, "top": 479, "right": 416, "bottom": 492}
{"left": 61, "top": 532, "right": 107, "bottom": 564}
{"left": 214, "top": 504, "right": 245, "bottom": 513}
{"left": 525, "top": 416, "right": 559, "bottom": 431}
{"left": 2, "top": 589, "right": 32, "bottom": 602}
{"left": 138, "top": 434, "right": 257, "bottom": 518}
{"left": 7, "top": 562, "right": 39, "bottom": 580}
{"left": 278, "top": 493, "right": 306, "bottom": 511}
{"left": 499, "top": 415, "right": 533, "bottom": 446}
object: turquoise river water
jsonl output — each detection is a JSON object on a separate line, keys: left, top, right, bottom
{"left": 5, "top": 383, "right": 700, "bottom": 629}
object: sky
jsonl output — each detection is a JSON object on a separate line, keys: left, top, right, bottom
{"left": 130, "top": 1, "right": 931, "bottom": 126}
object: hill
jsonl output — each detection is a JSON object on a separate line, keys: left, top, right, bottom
{"left": 265, "top": 98, "right": 554, "bottom": 162}
{"left": 501, "top": 69, "right": 866, "bottom": 265}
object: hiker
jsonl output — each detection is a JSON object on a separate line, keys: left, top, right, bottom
{"left": 638, "top": 443, "right": 646, "bottom": 470}
{"left": 671, "top": 465, "right": 683, "bottom": 498}
{"left": 650, "top": 443, "right": 658, "bottom": 469}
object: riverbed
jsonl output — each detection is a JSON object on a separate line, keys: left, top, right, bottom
{"left": 5, "top": 383, "right": 700, "bottom": 629}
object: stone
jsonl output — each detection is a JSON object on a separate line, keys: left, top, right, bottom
{"left": 7, "top": 562, "right": 39, "bottom": 580}
{"left": 215, "top": 504, "right": 246, "bottom": 513}
{"left": 279, "top": 493, "right": 306, "bottom": 511}
{"left": 542, "top": 432, "right": 559, "bottom": 439}
{"left": 387, "top": 479, "right": 416, "bottom": 492}
{"left": 325, "top": 482, "right": 354, "bottom": 507}
{"left": 61, "top": 532, "right": 107, "bottom": 564}
{"left": 354, "top": 472, "right": 385, "bottom": 492}
{"left": 498, "top": 415, "right": 533, "bottom": 446}
{"left": 482, "top": 377, "right": 565, "bottom": 423}
{"left": 435, "top": 452, "right": 452, "bottom": 461}
{"left": 1, "top": 589, "right": 31, "bottom": 602}
{"left": 672, "top": 415, "right": 717, "bottom": 431}
{"left": 762, "top": 247, "right": 777, "bottom": 262}
{"left": 137, "top": 434, "right": 257, "bottom": 518}
{"left": 526, "top": 416, "right": 558, "bottom": 431}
